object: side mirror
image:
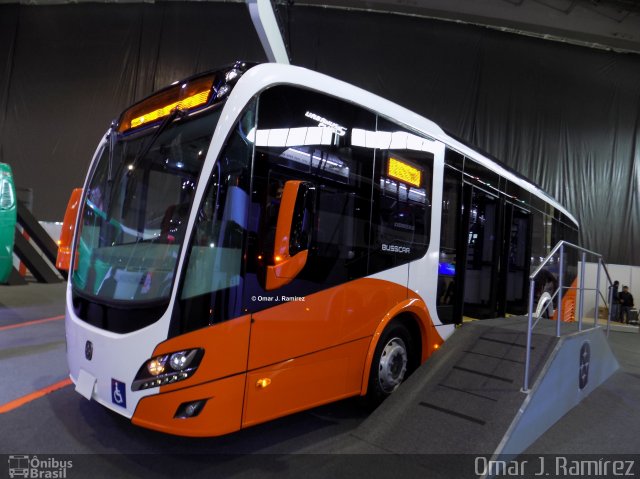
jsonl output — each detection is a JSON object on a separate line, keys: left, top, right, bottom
{"left": 56, "top": 188, "right": 83, "bottom": 271}
{"left": 265, "top": 180, "right": 315, "bottom": 290}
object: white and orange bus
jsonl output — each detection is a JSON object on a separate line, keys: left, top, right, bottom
{"left": 63, "top": 61, "right": 578, "bottom": 436}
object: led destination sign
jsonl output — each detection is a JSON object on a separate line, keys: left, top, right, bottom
{"left": 387, "top": 157, "right": 422, "bottom": 188}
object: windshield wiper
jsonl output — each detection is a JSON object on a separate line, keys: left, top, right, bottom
{"left": 102, "top": 120, "right": 119, "bottom": 239}
{"left": 127, "top": 107, "right": 187, "bottom": 175}
{"left": 120, "top": 108, "right": 187, "bottom": 237}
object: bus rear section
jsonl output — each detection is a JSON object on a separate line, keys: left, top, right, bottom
{"left": 64, "top": 63, "right": 456, "bottom": 436}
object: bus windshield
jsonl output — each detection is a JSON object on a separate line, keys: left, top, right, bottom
{"left": 72, "top": 106, "right": 221, "bottom": 304}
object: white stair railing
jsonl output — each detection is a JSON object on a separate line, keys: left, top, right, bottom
{"left": 522, "top": 241, "right": 613, "bottom": 392}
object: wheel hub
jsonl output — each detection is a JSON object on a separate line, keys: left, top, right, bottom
{"left": 378, "top": 337, "right": 408, "bottom": 393}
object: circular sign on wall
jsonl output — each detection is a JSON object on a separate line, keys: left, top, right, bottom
{"left": 579, "top": 341, "right": 591, "bottom": 390}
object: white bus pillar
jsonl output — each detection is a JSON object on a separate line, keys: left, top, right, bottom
{"left": 247, "top": 0, "right": 291, "bottom": 64}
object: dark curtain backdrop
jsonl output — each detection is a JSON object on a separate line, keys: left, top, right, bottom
{"left": 0, "top": 2, "right": 267, "bottom": 220}
{"left": 0, "top": 4, "right": 639, "bottom": 265}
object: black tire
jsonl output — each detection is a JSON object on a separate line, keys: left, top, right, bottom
{"left": 366, "top": 322, "right": 414, "bottom": 407}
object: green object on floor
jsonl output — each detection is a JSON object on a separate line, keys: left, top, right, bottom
{"left": 0, "top": 163, "right": 17, "bottom": 283}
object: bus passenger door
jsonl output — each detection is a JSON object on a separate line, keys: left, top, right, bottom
{"left": 436, "top": 165, "right": 464, "bottom": 324}
{"left": 461, "top": 185, "right": 502, "bottom": 319}
{"left": 498, "top": 203, "right": 531, "bottom": 316}
{"left": 242, "top": 170, "right": 375, "bottom": 428}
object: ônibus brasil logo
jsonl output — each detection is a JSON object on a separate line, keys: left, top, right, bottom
{"left": 8, "top": 455, "right": 72, "bottom": 478}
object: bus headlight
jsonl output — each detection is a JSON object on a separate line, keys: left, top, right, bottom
{"left": 148, "top": 356, "right": 167, "bottom": 376}
{"left": 132, "top": 348, "right": 204, "bottom": 391}
{"left": 170, "top": 350, "right": 198, "bottom": 371}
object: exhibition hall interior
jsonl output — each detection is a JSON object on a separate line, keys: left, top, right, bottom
{"left": 1, "top": 0, "right": 639, "bottom": 477}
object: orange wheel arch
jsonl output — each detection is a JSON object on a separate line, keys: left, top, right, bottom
{"left": 359, "top": 297, "right": 443, "bottom": 396}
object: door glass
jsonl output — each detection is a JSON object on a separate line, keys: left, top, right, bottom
{"left": 463, "top": 187, "right": 499, "bottom": 318}
{"left": 505, "top": 205, "right": 531, "bottom": 315}
{"left": 175, "top": 106, "right": 255, "bottom": 333}
{"left": 437, "top": 166, "right": 461, "bottom": 324}
{"left": 245, "top": 85, "right": 376, "bottom": 312}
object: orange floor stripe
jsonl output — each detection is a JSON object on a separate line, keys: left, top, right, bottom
{"left": 0, "top": 315, "right": 65, "bottom": 332}
{"left": 0, "top": 378, "right": 72, "bottom": 414}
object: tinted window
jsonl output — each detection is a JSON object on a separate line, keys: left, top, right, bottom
{"left": 506, "top": 180, "right": 530, "bottom": 207}
{"left": 369, "top": 118, "right": 434, "bottom": 274}
{"left": 174, "top": 105, "right": 255, "bottom": 333}
{"left": 240, "top": 87, "right": 437, "bottom": 310}
{"left": 445, "top": 148, "right": 464, "bottom": 171}
{"left": 463, "top": 157, "right": 500, "bottom": 193}
{"left": 530, "top": 209, "right": 547, "bottom": 271}
{"left": 245, "top": 86, "right": 376, "bottom": 311}
{"left": 504, "top": 203, "right": 531, "bottom": 315}
{"left": 437, "top": 165, "right": 462, "bottom": 324}
{"left": 530, "top": 194, "right": 547, "bottom": 216}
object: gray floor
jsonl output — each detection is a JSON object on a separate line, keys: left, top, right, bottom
{"left": 0, "top": 281, "right": 66, "bottom": 325}
{"left": 0, "top": 282, "right": 67, "bottom": 405}
{"left": 524, "top": 331, "right": 640, "bottom": 455}
{"left": 1, "top": 282, "right": 639, "bottom": 478}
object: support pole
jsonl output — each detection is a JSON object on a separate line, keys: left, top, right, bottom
{"left": 557, "top": 244, "right": 565, "bottom": 337}
{"left": 523, "top": 279, "right": 536, "bottom": 392}
{"left": 578, "top": 251, "right": 586, "bottom": 331}
{"left": 597, "top": 259, "right": 607, "bottom": 336}
{"left": 247, "top": 0, "right": 291, "bottom": 64}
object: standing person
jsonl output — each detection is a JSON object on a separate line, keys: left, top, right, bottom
{"left": 609, "top": 280, "right": 620, "bottom": 322}
{"left": 618, "top": 286, "right": 635, "bottom": 324}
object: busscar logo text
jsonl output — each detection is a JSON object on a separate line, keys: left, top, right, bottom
{"left": 382, "top": 244, "right": 411, "bottom": 254}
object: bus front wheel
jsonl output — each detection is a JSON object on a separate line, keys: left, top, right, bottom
{"left": 366, "top": 322, "right": 413, "bottom": 406}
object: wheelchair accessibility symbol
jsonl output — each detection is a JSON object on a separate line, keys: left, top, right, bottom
{"left": 111, "top": 379, "right": 127, "bottom": 408}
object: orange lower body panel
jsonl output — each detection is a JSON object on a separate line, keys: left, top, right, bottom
{"left": 153, "top": 315, "right": 251, "bottom": 394}
{"left": 132, "top": 374, "right": 246, "bottom": 437}
{"left": 242, "top": 338, "right": 370, "bottom": 428}
{"left": 130, "top": 279, "right": 441, "bottom": 436}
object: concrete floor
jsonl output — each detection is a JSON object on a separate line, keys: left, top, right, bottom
{"left": 0, "top": 282, "right": 67, "bottom": 406}
{"left": 1, "top": 282, "right": 639, "bottom": 478}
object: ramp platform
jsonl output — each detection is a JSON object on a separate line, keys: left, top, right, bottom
{"left": 351, "top": 317, "right": 619, "bottom": 458}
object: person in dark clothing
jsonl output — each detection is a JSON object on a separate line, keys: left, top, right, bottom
{"left": 610, "top": 280, "right": 620, "bottom": 322}
{"left": 618, "top": 286, "right": 634, "bottom": 324}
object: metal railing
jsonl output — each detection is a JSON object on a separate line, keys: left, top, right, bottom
{"left": 522, "top": 241, "right": 614, "bottom": 392}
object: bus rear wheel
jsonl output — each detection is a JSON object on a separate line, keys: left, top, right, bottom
{"left": 366, "top": 322, "right": 413, "bottom": 406}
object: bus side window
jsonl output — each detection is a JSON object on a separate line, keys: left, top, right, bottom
{"left": 245, "top": 85, "right": 375, "bottom": 308}
{"left": 175, "top": 105, "right": 255, "bottom": 333}
{"left": 316, "top": 184, "right": 370, "bottom": 279}
{"left": 369, "top": 118, "right": 433, "bottom": 275}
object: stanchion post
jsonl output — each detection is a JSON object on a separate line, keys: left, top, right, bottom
{"left": 523, "top": 279, "right": 535, "bottom": 392}
{"left": 557, "top": 243, "right": 565, "bottom": 337}
{"left": 578, "top": 251, "right": 586, "bottom": 331}
{"left": 599, "top": 259, "right": 609, "bottom": 336}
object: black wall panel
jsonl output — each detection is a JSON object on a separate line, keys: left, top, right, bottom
{"left": 0, "top": 3, "right": 266, "bottom": 223}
